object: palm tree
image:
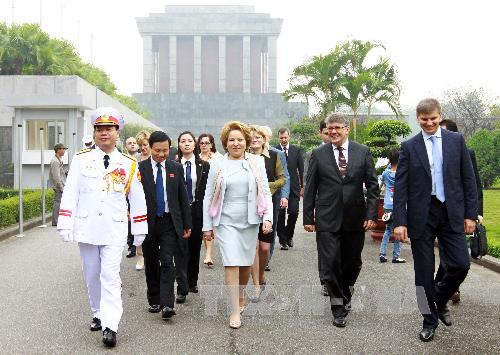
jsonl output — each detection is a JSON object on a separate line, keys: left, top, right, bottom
{"left": 283, "top": 44, "right": 348, "bottom": 115}
{"left": 364, "top": 58, "right": 402, "bottom": 119}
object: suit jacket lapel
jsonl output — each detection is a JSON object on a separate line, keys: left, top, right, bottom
{"left": 164, "top": 160, "right": 175, "bottom": 200}
{"left": 195, "top": 158, "right": 203, "bottom": 192}
{"left": 415, "top": 132, "right": 432, "bottom": 178}
{"left": 345, "top": 142, "right": 356, "bottom": 180}
{"left": 441, "top": 129, "right": 449, "bottom": 173}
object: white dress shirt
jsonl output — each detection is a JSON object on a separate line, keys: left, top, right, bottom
{"left": 422, "top": 127, "right": 443, "bottom": 196}
{"left": 332, "top": 139, "right": 350, "bottom": 167}
{"left": 150, "top": 157, "right": 169, "bottom": 213}
{"left": 280, "top": 143, "right": 290, "bottom": 157}
{"left": 181, "top": 155, "right": 197, "bottom": 202}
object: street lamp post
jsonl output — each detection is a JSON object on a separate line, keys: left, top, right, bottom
{"left": 17, "top": 123, "right": 23, "bottom": 238}
{"left": 39, "top": 127, "right": 47, "bottom": 228}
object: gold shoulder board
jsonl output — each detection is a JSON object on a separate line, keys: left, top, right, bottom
{"left": 76, "top": 148, "right": 92, "bottom": 155}
{"left": 121, "top": 152, "right": 138, "bottom": 162}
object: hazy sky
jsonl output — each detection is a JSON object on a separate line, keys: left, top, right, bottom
{"left": 2, "top": 0, "right": 499, "bottom": 112}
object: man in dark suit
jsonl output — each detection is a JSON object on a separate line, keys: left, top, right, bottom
{"left": 435, "top": 118, "right": 483, "bottom": 304}
{"left": 276, "top": 127, "right": 304, "bottom": 250}
{"left": 393, "top": 98, "right": 477, "bottom": 342}
{"left": 303, "top": 112, "right": 379, "bottom": 327}
{"left": 136, "top": 131, "right": 192, "bottom": 320}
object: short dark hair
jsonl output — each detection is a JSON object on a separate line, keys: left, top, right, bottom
{"left": 388, "top": 149, "right": 400, "bottom": 165}
{"left": 440, "top": 118, "right": 458, "bottom": 132}
{"left": 149, "top": 131, "right": 171, "bottom": 148}
{"left": 278, "top": 127, "right": 290, "bottom": 135}
{"left": 319, "top": 120, "right": 327, "bottom": 131}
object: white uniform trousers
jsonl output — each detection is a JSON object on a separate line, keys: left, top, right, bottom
{"left": 79, "top": 243, "right": 124, "bottom": 332}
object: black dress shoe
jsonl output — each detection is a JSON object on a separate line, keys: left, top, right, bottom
{"left": 189, "top": 286, "right": 199, "bottom": 293}
{"left": 161, "top": 306, "right": 176, "bottom": 319}
{"left": 288, "top": 239, "right": 294, "bottom": 248}
{"left": 148, "top": 304, "right": 162, "bottom": 313}
{"left": 126, "top": 248, "right": 136, "bottom": 258}
{"left": 265, "top": 264, "right": 271, "bottom": 271}
{"left": 321, "top": 284, "right": 329, "bottom": 296}
{"left": 102, "top": 327, "right": 117, "bottom": 347}
{"left": 90, "top": 317, "right": 102, "bottom": 331}
{"left": 419, "top": 327, "right": 435, "bottom": 342}
{"left": 450, "top": 291, "right": 461, "bottom": 304}
{"left": 176, "top": 294, "right": 187, "bottom": 304}
{"left": 438, "top": 304, "right": 452, "bottom": 326}
{"left": 332, "top": 315, "right": 347, "bottom": 327}
{"left": 280, "top": 243, "right": 289, "bottom": 250}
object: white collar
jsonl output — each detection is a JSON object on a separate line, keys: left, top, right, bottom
{"left": 181, "top": 155, "right": 196, "bottom": 165}
{"left": 151, "top": 157, "right": 165, "bottom": 168}
{"left": 422, "top": 127, "right": 442, "bottom": 140}
{"left": 333, "top": 139, "right": 349, "bottom": 150}
{"left": 95, "top": 146, "right": 118, "bottom": 158}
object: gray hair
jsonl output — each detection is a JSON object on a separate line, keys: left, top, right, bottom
{"left": 262, "top": 125, "right": 272, "bottom": 137}
{"left": 324, "top": 112, "right": 349, "bottom": 127}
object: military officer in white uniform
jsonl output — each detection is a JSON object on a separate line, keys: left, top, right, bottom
{"left": 57, "top": 107, "right": 148, "bottom": 348}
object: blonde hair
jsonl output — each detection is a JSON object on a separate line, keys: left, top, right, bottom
{"left": 250, "top": 125, "right": 270, "bottom": 150}
{"left": 135, "top": 130, "right": 150, "bottom": 145}
{"left": 220, "top": 121, "right": 252, "bottom": 151}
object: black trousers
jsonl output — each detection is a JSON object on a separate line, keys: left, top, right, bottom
{"left": 317, "top": 228, "right": 365, "bottom": 317}
{"left": 127, "top": 220, "right": 134, "bottom": 251}
{"left": 142, "top": 213, "right": 188, "bottom": 308}
{"left": 277, "top": 193, "right": 299, "bottom": 245}
{"left": 177, "top": 204, "right": 203, "bottom": 289}
{"left": 316, "top": 233, "right": 326, "bottom": 284}
{"left": 410, "top": 197, "right": 470, "bottom": 328}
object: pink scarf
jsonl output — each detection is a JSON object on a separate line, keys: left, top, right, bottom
{"left": 208, "top": 157, "right": 268, "bottom": 218}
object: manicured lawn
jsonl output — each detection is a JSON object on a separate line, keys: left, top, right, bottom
{"left": 483, "top": 185, "right": 500, "bottom": 258}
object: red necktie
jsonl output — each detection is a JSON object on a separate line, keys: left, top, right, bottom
{"left": 283, "top": 146, "right": 288, "bottom": 158}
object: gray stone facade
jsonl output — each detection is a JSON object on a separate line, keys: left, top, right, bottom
{"left": 134, "top": 92, "right": 308, "bottom": 141}
{"left": 135, "top": 5, "right": 308, "bottom": 140}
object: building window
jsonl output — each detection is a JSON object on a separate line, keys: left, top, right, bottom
{"left": 25, "top": 120, "right": 65, "bottom": 150}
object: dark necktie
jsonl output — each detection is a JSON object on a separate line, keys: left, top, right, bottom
{"left": 283, "top": 146, "right": 288, "bottom": 158}
{"left": 337, "top": 147, "right": 347, "bottom": 178}
{"left": 156, "top": 163, "right": 165, "bottom": 216}
{"left": 186, "top": 161, "right": 193, "bottom": 203}
{"left": 103, "top": 155, "right": 110, "bottom": 169}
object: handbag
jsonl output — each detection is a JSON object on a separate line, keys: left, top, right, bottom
{"left": 469, "top": 222, "right": 488, "bottom": 259}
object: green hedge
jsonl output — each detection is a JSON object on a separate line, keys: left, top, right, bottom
{"left": 0, "top": 190, "right": 54, "bottom": 228}
{"left": 488, "top": 245, "right": 500, "bottom": 259}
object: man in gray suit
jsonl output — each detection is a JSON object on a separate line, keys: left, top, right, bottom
{"left": 49, "top": 143, "right": 67, "bottom": 226}
{"left": 303, "top": 112, "right": 379, "bottom": 327}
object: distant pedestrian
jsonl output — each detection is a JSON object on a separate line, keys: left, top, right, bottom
{"left": 378, "top": 149, "right": 406, "bottom": 264}
{"left": 49, "top": 143, "right": 67, "bottom": 226}
{"left": 276, "top": 128, "right": 304, "bottom": 250}
{"left": 125, "top": 137, "right": 140, "bottom": 258}
{"left": 197, "top": 133, "right": 223, "bottom": 268}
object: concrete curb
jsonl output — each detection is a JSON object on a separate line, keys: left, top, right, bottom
{"left": 0, "top": 216, "right": 52, "bottom": 242}
{"left": 471, "top": 254, "right": 500, "bottom": 273}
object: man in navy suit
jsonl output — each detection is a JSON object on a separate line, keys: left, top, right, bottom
{"left": 393, "top": 98, "right": 477, "bottom": 342}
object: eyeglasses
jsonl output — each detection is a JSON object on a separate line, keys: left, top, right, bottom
{"left": 199, "top": 142, "right": 212, "bottom": 145}
{"left": 327, "top": 126, "right": 348, "bottom": 132}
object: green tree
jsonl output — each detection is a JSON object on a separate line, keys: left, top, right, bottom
{"left": 467, "top": 129, "right": 500, "bottom": 188}
{"left": 283, "top": 45, "right": 348, "bottom": 114}
{"left": 283, "top": 39, "right": 402, "bottom": 141}
{"left": 366, "top": 119, "right": 411, "bottom": 159}
{"left": 0, "top": 22, "right": 148, "bottom": 117}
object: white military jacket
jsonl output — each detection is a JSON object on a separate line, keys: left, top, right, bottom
{"left": 57, "top": 147, "right": 148, "bottom": 246}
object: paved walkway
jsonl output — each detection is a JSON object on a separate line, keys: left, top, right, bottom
{"left": 1, "top": 216, "right": 499, "bottom": 354}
